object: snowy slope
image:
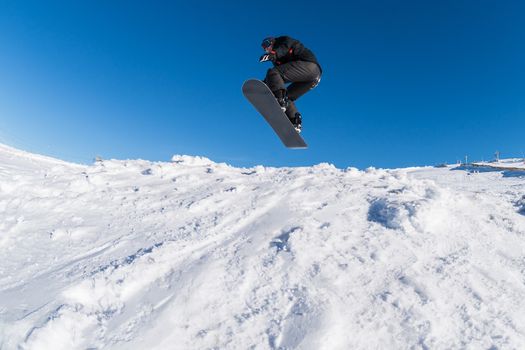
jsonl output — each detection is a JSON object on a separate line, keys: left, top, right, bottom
{"left": 472, "top": 159, "right": 525, "bottom": 171}
{"left": 1, "top": 143, "right": 525, "bottom": 350}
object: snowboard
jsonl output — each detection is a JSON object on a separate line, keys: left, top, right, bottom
{"left": 242, "top": 79, "right": 307, "bottom": 149}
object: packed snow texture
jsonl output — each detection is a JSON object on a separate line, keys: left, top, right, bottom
{"left": 1, "top": 143, "right": 525, "bottom": 349}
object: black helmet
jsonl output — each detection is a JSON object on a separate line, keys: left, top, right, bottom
{"left": 261, "top": 37, "right": 275, "bottom": 50}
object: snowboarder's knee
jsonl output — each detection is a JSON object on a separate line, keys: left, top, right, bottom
{"left": 310, "top": 76, "right": 321, "bottom": 89}
{"left": 266, "top": 67, "right": 280, "bottom": 77}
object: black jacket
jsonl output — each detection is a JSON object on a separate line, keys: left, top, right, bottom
{"left": 270, "top": 36, "right": 322, "bottom": 73}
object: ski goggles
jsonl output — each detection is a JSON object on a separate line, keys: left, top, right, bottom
{"left": 261, "top": 37, "right": 274, "bottom": 50}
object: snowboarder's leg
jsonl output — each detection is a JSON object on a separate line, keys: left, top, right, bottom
{"left": 263, "top": 61, "right": 320, "bottom": 123}
{"left": 264, "top": 68, "right": 289, "bottom": 110}
{"left": 285, "top": 101, "right": 303, "bottom": 133}
{"left": 281, "top": 61, "right": 321, "bottom": 101}
{"left": 264, "top": 68, "right": 286, "bottom": 95}
{"left": 275, "top": 61, "right": 320, "bottom": 132}
{"left": 287, "top": 78, "right": 320, "bottom": 101}
{"left": 285, "top": 100, "right": 298, "bottom": 119}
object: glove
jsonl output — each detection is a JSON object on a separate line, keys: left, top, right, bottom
{"left": 259, "top": 53, "right": 276, "bottom": 62}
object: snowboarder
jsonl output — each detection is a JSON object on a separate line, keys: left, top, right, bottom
{"left": 260, "top": 36, "right": 322, "bottom": 133}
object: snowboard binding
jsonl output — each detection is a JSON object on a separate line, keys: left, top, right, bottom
{"left": 290, "top": 113, "right": 302, "bottom": 133}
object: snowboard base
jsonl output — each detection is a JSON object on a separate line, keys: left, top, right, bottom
{"left": 242, "top": 79, "right": 307, "bottom": 149}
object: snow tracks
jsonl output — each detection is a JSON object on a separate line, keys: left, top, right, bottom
{"left": 1, "top": 146, "right": 525, "bottom": 349}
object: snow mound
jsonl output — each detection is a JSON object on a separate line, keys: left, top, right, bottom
{"left": 1, "top": 143, "right": 525, "bottom": 349}
{"left": 171, "top": 154, "right": 217, "bottom": 166}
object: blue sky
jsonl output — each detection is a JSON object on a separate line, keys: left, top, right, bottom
{"left": 0, "top": 0, "right": 523, "bottom": 169}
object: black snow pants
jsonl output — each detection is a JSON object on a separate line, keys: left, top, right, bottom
{"left": 264, "top": 61, "right": 321, "bottom": 119}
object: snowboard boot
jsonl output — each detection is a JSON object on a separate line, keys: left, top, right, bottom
{"left": 274, "top": 89, "right": 289, "bottom": 112}
{"left": 290, "top": 112, "right": 302, "bottom": 133}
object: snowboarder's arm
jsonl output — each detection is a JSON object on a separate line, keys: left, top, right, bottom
{"left": 272, "top": 37, "right": 297, "bottom": 60}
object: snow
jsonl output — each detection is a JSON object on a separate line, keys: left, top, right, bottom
{"left": 1, "top": 142, "right": 525, "bottom": 349}
{"left": 472, "top": 158, "right": 525, "bottom": 171}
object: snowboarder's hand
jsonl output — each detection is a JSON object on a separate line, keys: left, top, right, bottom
{"left": 259, "top": 53, "right": 275, "bottom": 62}
{"left": 259, "top": 54, "right": 270, "bottom": 62}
